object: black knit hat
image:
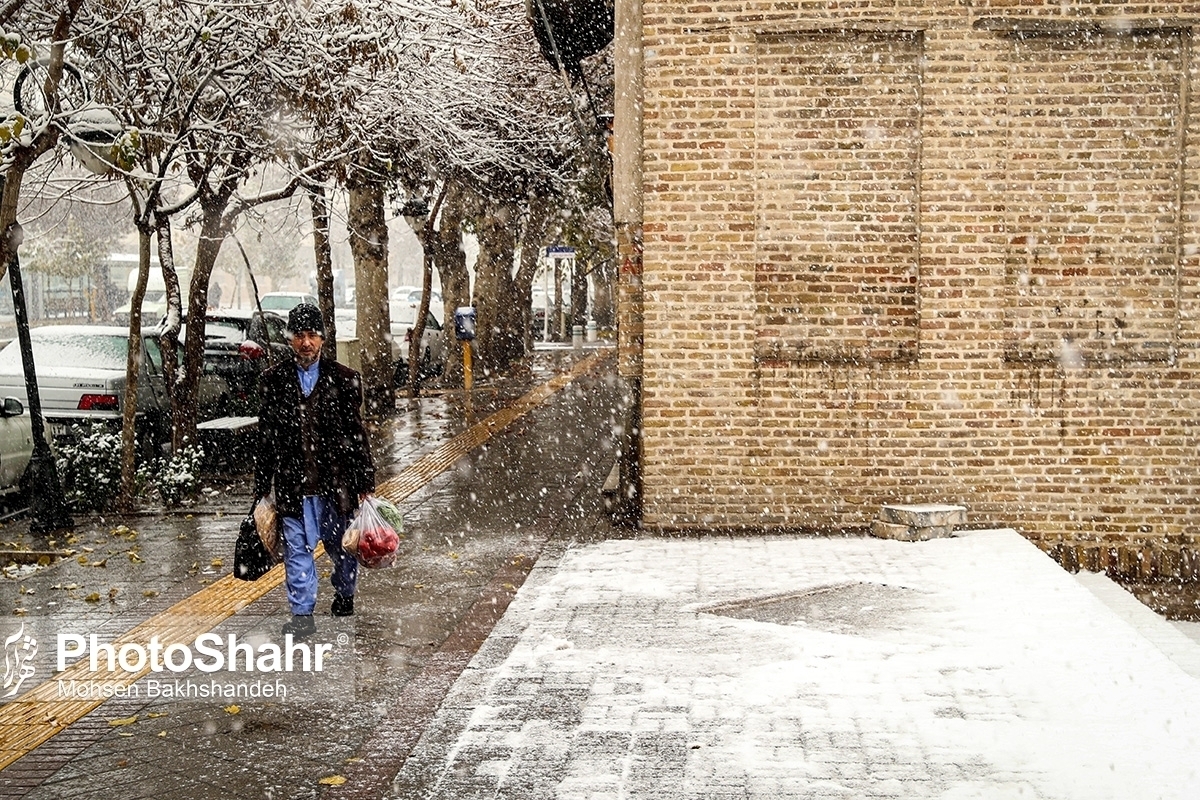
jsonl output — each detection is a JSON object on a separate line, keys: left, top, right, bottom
{"left": 287, "top": 303, "right": 325, "bottom": 336}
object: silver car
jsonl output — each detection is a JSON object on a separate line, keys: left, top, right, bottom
{"left": 0, "top": 396, "right": 32, "bottom": 495}
{"left": 334, "top": 305, "right": 445, "bottom": 382}
{"left": 389, "top": 300, "right": 446, "bottom": 372}
{"left": 0, "top": 326, "right": 230, "bottom": 451}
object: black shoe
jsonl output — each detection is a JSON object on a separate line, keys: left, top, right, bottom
{"left": 282, "top": 614, "right": 316, "bottom": 639}
{"left": 331, "top": 594, "right": 355, "bottom": 617}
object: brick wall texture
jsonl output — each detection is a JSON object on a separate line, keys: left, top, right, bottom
{"left": 638, "top": 0, "right": 1200, "bottom": 577}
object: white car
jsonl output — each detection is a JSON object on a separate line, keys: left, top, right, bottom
{"left": 333, "top": 309, "right": 402, "bottom": 363}
{"left": 332, "top": 305, "right": 445, "bottom": 383}
{"left": 393, "top": 287, "right": 442, "bottom": 307}
{"left": 390, "top": 301, "right": 446, "bottom": 374}
{"left": 257, "top": 292, "right": 318, "bottom": 314}
{"left": 0, "top": 326, "right": 230, "bottom": 453}
{"left": 0, "top": 396, "right": 32, "bottom": 495}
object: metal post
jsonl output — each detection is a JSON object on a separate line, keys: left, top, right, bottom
{"left": 462, "top": 339, "right": 474, "bottom": 418}
{"left": 5, "top": 221, "right": 73, "bottom": 533}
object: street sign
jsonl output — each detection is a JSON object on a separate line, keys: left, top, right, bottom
{"left": 546, "top": 245, "right": 575, "bottom": 259}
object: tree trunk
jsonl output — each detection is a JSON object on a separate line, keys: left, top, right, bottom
{"left": 406, "top": 186, "right": 449, "bottom": 396}
{"left": 155, "top": 215, "right": 185, "bottom": 451}
{"left": 592, "top": 255, "right": 616, "bottom": 329}
{"left": 118, "top": 227, "right": 152, "bottom": 510}
{"left": 515, "top": 193, "right": 555, "bottom": 353}
{"left": 551, "top": 257, "right": 565, "bottom": 341}
{"left": 347, "top": 172, "right": 393, "bottom": 416}
{"left": 432, "top": 183, "right": 471, "bottom": 387}
{"left": 571, "top": 253, "right": 589, "bottom": 331}
{"left": 308, "top": 184, "right": 338, "bottom": 361}
{"left": 175, "top": 204, "right": 227, "bottom": 450}
{"left": 472, "top": 199, "right": 519, "bottom": 375}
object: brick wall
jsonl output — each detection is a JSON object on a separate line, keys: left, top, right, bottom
{"left": 639, "top": 0, "right": 1200, "bottom": 574}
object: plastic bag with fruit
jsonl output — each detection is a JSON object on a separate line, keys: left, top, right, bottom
{"left": 342, "top": 495, "right": 402, "bottom": 568}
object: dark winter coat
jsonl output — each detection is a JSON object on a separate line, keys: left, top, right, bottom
{"left": 254, "top": 356, "right": 375, "bottom": 517}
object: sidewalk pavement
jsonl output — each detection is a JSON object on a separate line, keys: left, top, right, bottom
{"left": 391, "top": 531, "right": 1200, "bottom": 800}
{"left": 2, "top": 343, "right": 1200, "bottom": 799}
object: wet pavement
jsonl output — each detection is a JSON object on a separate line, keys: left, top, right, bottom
{"left": 2, "top": 342, "right": 1199, "bottom": 799}
{"left": 0, "top": 344, "right": 628, "bottom": 799}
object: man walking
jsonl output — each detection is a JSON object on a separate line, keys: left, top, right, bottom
{"left": 254, "top": 303, "right": 375, "bottom": 638}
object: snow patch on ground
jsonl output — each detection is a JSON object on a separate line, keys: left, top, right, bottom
{"left": 429, "top": 530, "right": 1200, "bottom": 799}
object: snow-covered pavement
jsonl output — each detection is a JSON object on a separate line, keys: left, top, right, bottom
{"left": 393, "top": 529, "right": 1200, "bottom": 799}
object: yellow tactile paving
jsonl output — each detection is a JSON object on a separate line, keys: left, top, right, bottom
{"left": 0, "top": 348, "right": 612, "bottom": 769}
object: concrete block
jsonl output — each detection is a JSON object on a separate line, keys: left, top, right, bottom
{"left": 871, "top": 520, "right": 956, "bottom": 542}
{"left": 879, "top": 503, "right": 967, "bottom": 528}
{"left": 871, "top": 520, "right": 915, "bottom": 540}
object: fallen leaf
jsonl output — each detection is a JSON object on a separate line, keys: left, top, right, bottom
{"left": 12, "top": 608, "right": 27, "bottom": 616}
{"left": 345, "top": 757, "right": 364, "bottom": 764}
{"left": 223, "top": 704, "right": 240, "bottom": 715}
{"left": 128, "top": 552, "right": 145, "bottom": 564}
{"left": 91, "top": 558, "right": 108, "bottom": 568}
{"left": 318, "top": 776, "right": 346, "bottom": 786}
{"left": 108, "top": 715, "right": 139, "bottom": 727}
{"left": 143, "top": 590, "right": 159, "bottom": 598}
{"left": 157, "top": 730, "right": 167, "bottom": 738}
{"left": 117, "top": 758, "right": 129, "bottom": 767}
{"left": 107, "top": 588, "right": 119, "bottom": 601}
{"left": 147, "top": 711, "right": 168, "bottom": 719}
{"left": 210, "top": 558, "right": 223, "bottom": 568}
{"left": 84, "top": 593, "right": 101, "bottom": 603}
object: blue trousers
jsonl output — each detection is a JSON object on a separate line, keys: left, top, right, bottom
{"left": 280, "top": 496, "right": 357, "bottom": 616}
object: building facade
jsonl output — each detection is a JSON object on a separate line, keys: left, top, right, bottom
{"left": 627, "top": 1, "right": 1200, "bottom": 577}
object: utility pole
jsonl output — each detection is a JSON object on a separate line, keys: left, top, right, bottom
{"left": 613, "top": 0, "right": 644, "bottom": 525}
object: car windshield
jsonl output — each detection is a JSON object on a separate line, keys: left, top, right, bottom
{"left": 0, "top": 330, "right": 128, "bottom": 371}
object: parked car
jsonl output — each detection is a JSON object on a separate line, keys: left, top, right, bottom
{"left": 0, "top": 326, "right": 231, "bottom": 455}
{"left": 203, "top": 309, "right": 290, "bottom": 403}
{"left": 0, "top": 396, "right": 32, "bottom": 496}
{"left": 390, "top": 300, "right": 445, "bottom": 379}
{"left": 394, "top": 287, "right": 442, "bottom": 307}
{"left": 333, "top": 305, "right": 444, "bottom": 384}
{"left": 257, "top": 292, "right": 318, "bottom": 314}
{"left": 334, "top": 308, "right": 402, "bottom": 363}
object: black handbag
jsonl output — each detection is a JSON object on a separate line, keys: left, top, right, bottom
{"left": 233, "top": 508, "right": 275, "bottom": 581}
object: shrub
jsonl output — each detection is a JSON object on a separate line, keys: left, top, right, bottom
{"left": 54, "top": 422, "right": 122, "bottom": 512}
{"left": 150, "top": 444, "right": 206, "bottom": 506}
